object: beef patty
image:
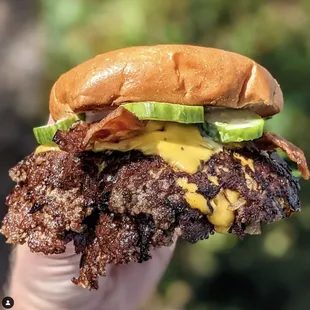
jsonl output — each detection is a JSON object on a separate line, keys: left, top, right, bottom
{"left": 1, "top": 147, "right": 300, "bottom": 289}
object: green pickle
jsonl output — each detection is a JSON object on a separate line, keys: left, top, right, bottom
{"left": 123, "top": 102, "right": 204, "bottom": 123}
{"left": 204, "top": 109, "right": 264, "bottom": 143}
{"left": 33, "top": 105, "right": 264, "bottom": 145}
{"left": 33, "top": 114, "right": 85, "bottom": 145}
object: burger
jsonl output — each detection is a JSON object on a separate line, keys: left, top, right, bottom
{"left": 1, "top": 45, "right": 308, "bottom": 290}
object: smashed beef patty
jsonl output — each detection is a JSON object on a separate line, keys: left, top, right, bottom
{"left": 1, "top": 147, "right": 300, "bottom": 289}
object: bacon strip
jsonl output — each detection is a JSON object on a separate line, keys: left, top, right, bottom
{"left": 54, "top": 107, "right": 145, "bottom": 153}
{"left": 256, "top": 131, "right": 309, "bottom": 180}
{"left": 83, "top": 106, "right": 145, "bottom": 144}
{"left": 53, "top": 122, "right": 89, "bottom": 153}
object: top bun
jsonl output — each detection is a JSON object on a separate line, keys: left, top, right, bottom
{"left": 49, "top": 44, "right": 283, "bottom": 121}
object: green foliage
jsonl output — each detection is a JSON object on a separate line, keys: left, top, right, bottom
{"left": 42, "top": 0, "right": 310, "bottom": 309}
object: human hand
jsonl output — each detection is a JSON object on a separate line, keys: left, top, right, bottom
{"left": 8, "top": 242, "right": 175, "bottom": 310}
{"left": 6, "top": 115, "right": 176, "bottom": 310}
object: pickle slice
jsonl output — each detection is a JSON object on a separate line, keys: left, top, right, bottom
{"left": 123, "top": 102, "right": 204, "bottom": 123}
{"left": 33, "top": 114, "right": 85, "bottom": 145}
{"left": 204, "top": 109, "right": 264, "bottom": 143}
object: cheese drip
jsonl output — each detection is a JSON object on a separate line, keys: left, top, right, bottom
{"left": 207, "top": 189, "right": 239, "bottom": 233}
{"left": 177, "top": 178, "right": 211, "bottom": 214}
{"left": 94, "top": 121, "right": 221, "bottom": 174}
{"left": 233, "top": 153, "right": 255, "bottom": 172}
{"left": 208, "top": 175, "right": 219, "bottom": 186}
{"left": 177, "top": 177, "right": 240, "bottom": 233}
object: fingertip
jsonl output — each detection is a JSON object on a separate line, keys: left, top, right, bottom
{"left": 47, "top": 115, "right": 55, "bottom": 125}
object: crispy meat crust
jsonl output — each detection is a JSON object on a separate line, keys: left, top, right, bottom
{"left": 1, "top": 148, "right": 300, "bottom": 289}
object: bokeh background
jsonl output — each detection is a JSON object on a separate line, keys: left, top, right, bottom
{"left": 1, "top": 0, "right": 310, "bottom": 309}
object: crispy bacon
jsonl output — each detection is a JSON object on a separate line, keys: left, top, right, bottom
{"left": 256, "top": 131, "right": 309, "bottom": 180}
{"left": 83, "top": 106, "right": 145, "bottom": 145}
{"left": 54, "top": 107, "right": 145, "bottom": 153}
{"left": 53, "top": 121, "right": 90, "bottom": 153}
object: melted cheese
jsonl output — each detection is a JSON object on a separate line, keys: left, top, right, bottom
{"left": 33, "top": 122, "right": 221, "bottom": 174}
{"left": 177, "top": 177, "right": 239, "bottom": 232}
{"left": 208, "top": 175, "right": 219, "bottom": 186}
{"left": 35, "top": 144, "right": 60, "bottom": 153}
{"left": 207, "top": 189, "right": 239, "bottom": 233}
{"left": 185, "top": 192, "right": 210, "bottom": 214}
{"left": 94, "top": 122, "right": 220, "bottom": 174}
{"left": 245, "top": 172, "right": 258, "bottom": 190}
{"left": 177, "top": 178, "right": 198, "bottom": 192}
{"left": 177, "top": 178, "right": 211, "bottom": 214}
{"left": 233, "top": 153, "right": 255, "bottom": 172}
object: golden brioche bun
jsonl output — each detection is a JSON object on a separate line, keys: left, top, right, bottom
{"left": 49, "top": 45, "right": 283, "bottom": 121}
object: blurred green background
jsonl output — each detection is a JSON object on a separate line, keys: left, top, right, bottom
{"left": 1, "top": 0, "right": 310, "bottom": 309}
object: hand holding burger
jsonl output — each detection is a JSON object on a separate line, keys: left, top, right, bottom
{"left": 8, "top": 231, "right": 175, "bottom": 310}
{"left": 2, "top": 45, "right": 309, "bottom": 297}
{"left": 7, "top": 118, "right": 176, "bottom": 310}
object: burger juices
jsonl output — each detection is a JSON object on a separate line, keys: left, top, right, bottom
{"left": 1, "top": 45, "right": 309, "bottom": 290}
